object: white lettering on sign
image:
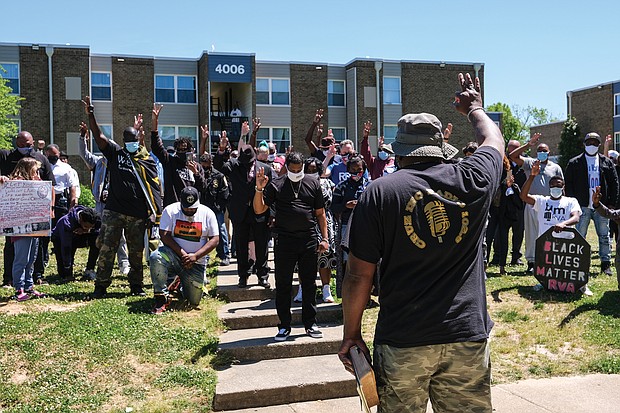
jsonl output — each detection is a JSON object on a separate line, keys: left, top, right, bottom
{"left": 215, "top": 64, "right": 245, "bottom": 75}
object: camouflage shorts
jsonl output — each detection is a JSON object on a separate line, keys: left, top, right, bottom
{"left": 374, "top": 340, "right": 491, "bottom": 413}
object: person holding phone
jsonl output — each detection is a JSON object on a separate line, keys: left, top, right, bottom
{"left": 149, "top": 103, "right": 202, "bottom": 207}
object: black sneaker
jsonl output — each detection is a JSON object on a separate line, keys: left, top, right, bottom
{"left": 526, "top": 262, "right": 534, "bottom": 274}
{"left": 258, "top": 278, "right": 271, "bottom": 289}
{"left": 602, "top": 262, "right": 613, "bottom": 276}
{"left": 152, "top": 294, "right": 172, "bottom": 315}
{"left": 91, "top": 286, "right": 107, "bottom": 299}
{"left": 305, "top": 324, "right": 323, "bottom": 339}
{"left": 274, "top": 328, "right": 291, "bottom": 341}
{"left": 130, "top": 286, "right": 146, "bottom": 297}
{"left": 238, "top": 277, "right": 248, "bottom": 288}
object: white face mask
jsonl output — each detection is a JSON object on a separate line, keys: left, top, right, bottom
{"left": 333, "top": 154, "right": 342, "bottom": 164}
{"left": 287, "top": 170, "right": 304, "bottom": 182}
{"left": 306, "top": 172, "right": 319, "bottom": 179}
{"left": 585, "top": 145, "right": 599, "bottom": 156}
{"left": 549, "top": 187, "right": 563, "bottom": 199}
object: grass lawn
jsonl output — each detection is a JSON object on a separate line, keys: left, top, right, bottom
{"left": 361, "top": 226, "right": 620, "bottom": 384}
{"left": 0, "top": 237, "right": 224, "bottom": 413}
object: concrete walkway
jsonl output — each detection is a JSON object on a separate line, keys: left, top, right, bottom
{"left": 223, "top": 374, "right": 620, "bottom": 413}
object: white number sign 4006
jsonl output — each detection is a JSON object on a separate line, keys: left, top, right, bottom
{"left": 215, "top": 64, "right": 245, "bottom": 75}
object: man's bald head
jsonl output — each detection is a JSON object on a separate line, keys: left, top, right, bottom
{"left": 16, "top": 131, "right": 34, "bottom": 148}
{"left": 507, "top": 140, "right": 520, "bottom": 153}
{"left": 537, "top": 143, "right": 550, "bottom": 153}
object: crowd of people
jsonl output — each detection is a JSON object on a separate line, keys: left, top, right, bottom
{"left": 2, "top": 72, "right": 620, "bottom": 411}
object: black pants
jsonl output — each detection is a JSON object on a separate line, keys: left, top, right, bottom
{"left": 52, "top": 232, "right": 100, "bottom": 279}
{"left": 233, "top": 217, "right": 270, "bottom": 282}
{"left": 3, "top": 240, "right": 14, "bottom": 285}
{"left": 34, "top": 204, "right": 68, "bottom": 278}
{"left": 274, "top": 234, "right": 318, "bottom": 330}
{"left": 510, "top": 210, "right": 525, "bottom": 261}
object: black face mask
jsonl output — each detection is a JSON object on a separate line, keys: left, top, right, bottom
{"left": 47, "top": 155, "right": 59, "bottom": 164}
{"left": 177, "top": 152, "right": 187, "bottom": 163}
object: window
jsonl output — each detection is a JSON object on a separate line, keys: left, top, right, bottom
{"left": 328, "top": 80, "right": 345, "bottom": 107}
{"left": 89, "top": 125, "right": 112, "bottom": 154}
{"left": 330, "top": 127, "right": 346, "bottom": 142}
{"left": 383, "top": 77, "right": 401, "bottom": 105}
{"left": 158, "top": 126, "right": 198, "bottom": 149}
{"left": 91, "top": 72, "right": 111, "bottom": 101}
{"left": 615, "top": 94, "right": 620, "bottom": 117}
{"left": 155, "top": 75, "right": 197, "bottom": 104}
{"left": 615, "top": 132, "right": 620, "bottom": 151}
{"left": 383, "top": 125, "right": 398, "bottom": 144}
{"left": 256, "top": 127, "right": 291, "bottom": 153}
{"left": 256, "top": 78, "right": 290, "bottom": 105}
{"left": 0, "top": 63, "right": 19, "bottom": 95}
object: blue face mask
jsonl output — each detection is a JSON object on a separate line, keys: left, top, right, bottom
{"left": 125, "top": 142, "right": 140, "bottom": 153}
{"left": 537, "top": 151, "right": 548, "bottom": 162}
{"left": 378, "top": 151, "right": 388, "bottom": 161}
{"left": 17, "top": 147, "right": 33, "bottom": 155}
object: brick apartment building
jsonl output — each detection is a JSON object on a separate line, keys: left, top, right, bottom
{"left": 531, "top": 81, "right": 620, "bottom": 154}
{"left": 1, "top": 42, "right": 487, "bottom": 183}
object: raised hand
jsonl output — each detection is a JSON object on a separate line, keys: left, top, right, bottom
{"left": 219, "top": 133, "right": 229, "bottom": 150}
{"left": 81, "top": 96, "right": 92, "bottom": 115}
{"left": 313, "top": 108, "right": 324, "bottom": 124}
{"left": 255, "top": 167, "right": 269, "bottom": 190}
{"left": 187, "top": 160, "right": 198, "bottom": 174}
{"left": 363, "top": 120, "right": 372, "bottom": 138}
{"left": 529, "top": 133, "right": 541, "bottom": 147}
{"left": 454, "top": 73, "right": 482, "bottom": 116}
{"left": 152, "top": 103, "right": 163, "bottom": 118}
{"left": 531, "top": 160, "right": 541, "bottom": 176}
{"left": 252, "top": 117, "right": 262, "bottom": 133}
{"left": 200, "top": 124, "right": 209, "bottom": 140}
{"left": 316, "top": 124, "right": 324, "bottom": 138}
{"left": 79, "top": 122, "right": 88, "bottom": 138}
{"left": 241, "top": 121, "right": 250, "bottom": 136}
{"left": 133, "top": 113, "right": 143, "bottom": 131}
{"left": 378, "top": 136, "right": 385, "bottom": 147}
{"left": 443, "top": 123, "right": 453, "bottom": 142}
{"left": 592, "top": 186, "right": 602, "bottom": 207}
{"left": 328, "top": 143, "right": 337, "bottom": 157}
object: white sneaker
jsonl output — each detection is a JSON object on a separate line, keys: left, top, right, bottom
{"left": 120, "top": 262, "right": 130, "bottom": 275}
{"left": 274, "top": 328, "right": 291, "bottom": 341}
{"left": 293, "top": 285, "right": 302, "bottom": 302}
{"left": 580, "top": 285, "right": 594, "bottom": 296}
{"left": 322, "top": 285, "right": 335, "bottom": 303}
{"left": 533, "top": 283, "right": 544, "bottom": 292}
{"left": 83, "top": 269, "right": 96, "bottom": 281}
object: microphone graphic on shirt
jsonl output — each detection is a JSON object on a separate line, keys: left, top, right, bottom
{"left": 424, "top": 200, "right": 450, "bottom": 243}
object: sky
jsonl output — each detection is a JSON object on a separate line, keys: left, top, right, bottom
{"left": 4, "top": 0, "right": 619, "bottom": 121}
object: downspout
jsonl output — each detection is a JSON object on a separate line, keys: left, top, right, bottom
{"left": 46, "top": 46, "right": 55, "bottom": 144}
{"left": 374, "top": 61, "right": 382, "bottom": 147}
{"left": 567, "top": 91, "right": 573, "bottom": 118}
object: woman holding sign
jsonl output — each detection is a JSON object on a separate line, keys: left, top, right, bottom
{"left": 0, "top": 158, "right": 48, "bottom": 301}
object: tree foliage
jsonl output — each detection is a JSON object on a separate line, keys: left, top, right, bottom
{"left": 558, "top": 116, "right": 582, "bottom": 170}
{"left": 486, "top": 102, "right": 559, "bottom": 143}
{"left": 0, "top": 65, "right": 22, "bottom": 149}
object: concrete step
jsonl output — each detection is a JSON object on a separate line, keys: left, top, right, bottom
{"left": 217, "top": 270, "right": 325, "bottom": 302}
{"left": 212, "top": 354, "right": 357, "bottom": 411}
{"left": 219, "top": 299, "right": 342, "bottom": 330}
{"left": 218, "top": 396, "right": 373, "bottom": 413}
{"left": 218, "top": 324, "right": 343, "bottom": 362}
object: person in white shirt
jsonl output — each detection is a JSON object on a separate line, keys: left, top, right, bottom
{"left": 59, "top": 152, "right": 81, "bottom": 199}
{"left": 521, "top": 160, "right": 590, "bottom": 294}
{"left": 149, "top": 186, "right": 219, "bottom": 314}
{"left": 45, "top": 144, "right": 78, "bottom": 220}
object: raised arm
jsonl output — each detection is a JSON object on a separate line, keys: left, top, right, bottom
{"left": 78, "top": 122, "right": 100, "bottom": 170}
{"left": 454, "top": 73, "right": 504, "bottom": 155}
{"left": 82, "top": 96, "right": 108, "bottom": 151}
{"left": 249, "top": 118, "right": 261, "bottom": 149}
{"left": 305, "top": 109, "right": 324, "bottom": 154}
{"left": 199, "top": 124, "right": 210, "bottom": 155}
{"left": 360, "top": 120, "right": 374, "bottom": 168}
{"left": 509, "top": 133, "right": 540, "bottom": 167}
{"left": 253, "top": 167, "right": 270, "bottom": 215}
{"left": 520, "top": 160, "right": 540, "bottom": 206}
{"left": 150, "top": 103, "right": 167, "bottom": 161}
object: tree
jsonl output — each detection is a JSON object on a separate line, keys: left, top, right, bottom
{"left": 558, "top": 116, "right": 582, "bottom": 170}
{"left": 0, "top": 65, "right": 22, "bottom": 149}
{"left": 486, "top": 102, "right": 559, "bottom": 143}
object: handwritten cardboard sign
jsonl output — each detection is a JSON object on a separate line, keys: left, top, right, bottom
{"left": 535, "top": 227, "right": 590, "bottom": 293}
{"left": 0, "top": 180, "right": 52, "bottom": 237}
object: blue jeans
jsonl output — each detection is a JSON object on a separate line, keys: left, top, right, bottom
{"left": 215, "top": 211, "right": 229, "bottom": 259}
{"left": 149, "top": 245, "right": 206, "bottom": 306}
{"left": 12, "top": 237, "right": 39, "bottom": 291}
{"left": 577, "top": 206, "right": 611, "bottom": 263}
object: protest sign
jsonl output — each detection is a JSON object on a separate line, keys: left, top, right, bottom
{"left": 535, "top": 227, "right": 590, "bottom": 293}
{"left": 0, "top": 180, "right": 52, "bottom": 237}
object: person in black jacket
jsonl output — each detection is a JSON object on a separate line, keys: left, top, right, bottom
{"left": 221, "top": 144, "right": 274, "bottom": 288}
{"left": 189, "top": 153, "right": 231, "bottom": 265}
{"left": 565, "top": 132, "right": 620, "bottom": 276}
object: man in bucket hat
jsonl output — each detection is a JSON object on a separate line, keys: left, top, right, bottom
{"left": 338, "top": 73, "right": 504, "bottom": 412}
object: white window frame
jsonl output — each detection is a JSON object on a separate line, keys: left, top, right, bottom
{"left": 614, "top": 93, "right": 620, "bottom": 117}
{"left": 0, "top": 62, "right": 20, "bottom": 95}
{"left": 383, "top": 125, "right": 398, "bottom": 144}
{"left": 154, "top": 74, "right": 197, "bottom": 105}
{"left": 256, "top": 126, "right": 291, "bottom": 153}
{"left": 383, "top": 76, "right": 401, "bottom": 105}
{"left": 91, "top": 71, "right": 112, "bottom": 101}
{"left": 329, "top": 127, "right": 347, "bottom": 142}
{"left": 256, "top": 78, "right": 290, "bottom": 106}
{"left": 328, "top": 80, "right": 346, "bottom": 107}
{"left": 158, "top": 125, "right": 199, "bottom": 149}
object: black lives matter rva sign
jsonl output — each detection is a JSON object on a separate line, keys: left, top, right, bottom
{"left": 535, "top": 227, "right": 590, "bottom": 293}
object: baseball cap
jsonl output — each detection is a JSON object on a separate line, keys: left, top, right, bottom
{"left": 584, "top": 132, "right": 601, "bottom": 144}
{"left": 180, "top": 186, "right": 200, "bottom": 209}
